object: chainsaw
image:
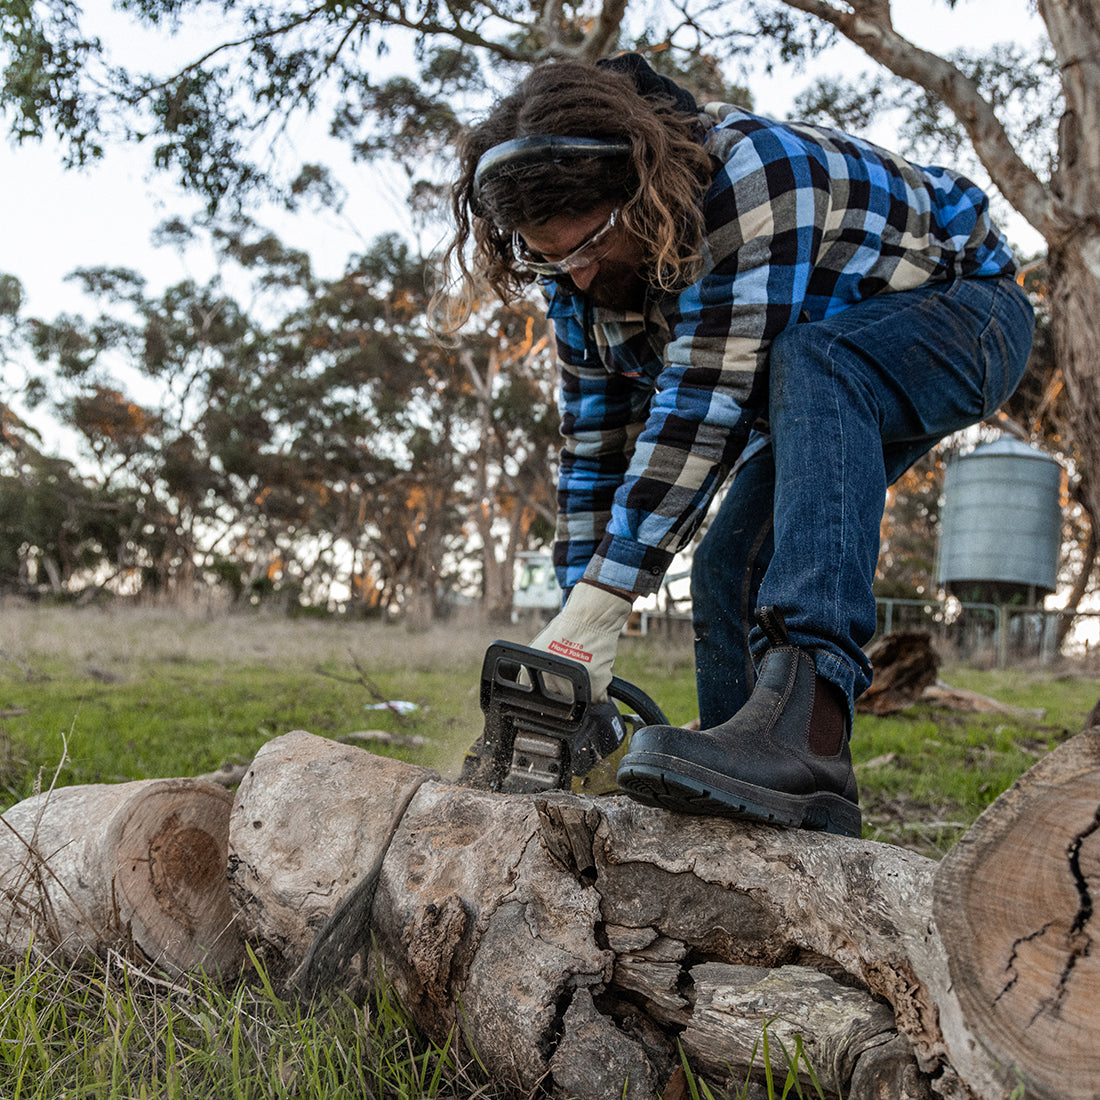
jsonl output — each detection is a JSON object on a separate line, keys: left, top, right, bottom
{"left": 460, "top": 640, "right": 669, "bottom": 794}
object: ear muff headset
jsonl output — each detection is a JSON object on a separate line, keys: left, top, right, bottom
{"left": 471, "top": 135, "right": 632, "bottom": 209}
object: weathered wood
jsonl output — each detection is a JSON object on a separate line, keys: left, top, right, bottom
{"left": 858, "top": 633, "right": 1043, "bottom": 719}
{"left": 226, "top": 732, "right": 434, "bottom": 974}
{"left": 4, "top": 725, "right": 1094, "bottom": 1100}
{"left": 858, "top": 631, "right": 940, "bottom": 715}
{"left": 195, "top": 762, "right": 251, "bottom": 787}
{"left": 227, "top": 731, "right": 951, "bottom": 1098}
{"left": 680, "top": 962, "right": 905, "bottom": 1095}
{"left": 0, "top": 778, "right": 241, "bottom": 975}
{"left": 933, "top": 727, "right": 1100, "bottom": 1100}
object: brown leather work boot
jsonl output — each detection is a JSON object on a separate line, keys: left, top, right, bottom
{"left": 617, "top": 607, "right": 861, "bottom": 837}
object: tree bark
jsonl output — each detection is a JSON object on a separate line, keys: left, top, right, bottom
{"left": 0, "top": 778, "right": 242, "bottom": 975}
{"left": 1046, "top": 236, "right": 1100, "bottom": 538}
{"left": 228, "top": 731, "right": 943, "bottom": 1097}
{"left": 224, "top": 727, "right": 1100, "bottom": 1099}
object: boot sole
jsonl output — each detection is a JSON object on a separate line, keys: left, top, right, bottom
{"left": 617, "top": 751, "right": 862, "bottom": 838}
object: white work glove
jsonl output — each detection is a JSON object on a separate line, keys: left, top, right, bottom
{"left": 530, "top": 581, "right": 633, "bottom": 702}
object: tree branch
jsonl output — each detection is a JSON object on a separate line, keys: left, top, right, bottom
{"left": 581, "top": 0, "right": 631, "bottom": 62}
{"left": 126, "top": 5, "right": 333, "bottom": 98}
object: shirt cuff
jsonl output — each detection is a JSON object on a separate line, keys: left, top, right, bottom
{"left": 582, "top": 535, "right": 675, "bottom": 597}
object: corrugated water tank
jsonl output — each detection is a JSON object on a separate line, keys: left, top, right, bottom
{"left": 936, "top": 438, "right": 1063, "bottom": 596}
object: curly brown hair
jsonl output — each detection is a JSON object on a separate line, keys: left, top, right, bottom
{"left": 434, "top": 60, "right": 715, "bottom": 333}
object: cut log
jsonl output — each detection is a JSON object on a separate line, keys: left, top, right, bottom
{"left": 3, "top": 725, "right": 1095, "bottom": 1100}
{"left": 933, "top": 727, "right": 1100, "bottom": 1100}
{"left": 0, "top": 778, "right": 242, "bottom": 975}
{"left": 225, "top": 728, "right": 1100, "bottom": 1100}
{"left": 226, "top": 734, "right": 434, "bottom": 975}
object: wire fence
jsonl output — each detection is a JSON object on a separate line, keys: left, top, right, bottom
{"left": 876, "top": 597, "right": 1098, "bottom": 667}
{"left": 629, "top": 598, "right": 1100, "bottom": 669}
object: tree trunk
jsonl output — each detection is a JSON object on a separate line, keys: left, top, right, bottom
{"left": 224, "top": 727, "right": 1100, "bottom": 1100}
{"left": 0, "top": 778, "right": 242, "bottom": 975}
{"left": 1047, "top": 236, "right": 1100, "bottom": 536}
{"left": 1055, "top": 516, "right": 1096, "bottom": 649}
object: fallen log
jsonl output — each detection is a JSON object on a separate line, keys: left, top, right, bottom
{"left": 858, "top": 632, "right": 1044, "bottom": 719}
{"left": 920, "top": 679, "right": 1046, "bottom": 720}
{"left": 1, "top": 726, "right": 1094, "bottom": 1099}
{"left": 224, "top": 727, "right": 1100, "bottom": 1100}
{"left": 0, "top": 778, "right": 242, "bottom": 975}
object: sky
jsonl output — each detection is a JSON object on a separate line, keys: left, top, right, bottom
{"left": 0, "top": 1, "right": 1048, "bottom": 327}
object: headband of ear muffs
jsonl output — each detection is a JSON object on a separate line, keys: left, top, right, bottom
{"left": 595, "top": 53, "right": 701, "bottom": 119}
{"left": 471, "top": 135, "right": 632, "bottom": 207}
{"left": 469, "top": 54, "right": 700, "bottom": 213}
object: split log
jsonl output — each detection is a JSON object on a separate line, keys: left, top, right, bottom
{"left": 0, "top": 778, "right": 242, "bottom": 975}
{"left": 227, "top": 728, "right": 1097, "bottom": 1100}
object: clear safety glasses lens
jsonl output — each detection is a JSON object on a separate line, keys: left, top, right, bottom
{"left": 512, "top": 209, "right": 619, "bottom": 276}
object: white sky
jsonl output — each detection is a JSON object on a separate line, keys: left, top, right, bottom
{"left": 0, "top": 0, "right": 1048, "bottom": 323}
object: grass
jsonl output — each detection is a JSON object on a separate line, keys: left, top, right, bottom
{"left": 0, "top": 944, "right": 501, "bottom": 1100}
{"left": 1, "top": 600, "right": 1098, "bottom": 1098}
{"left": 0, "top": 604, "right": 505, "bottom": 807}
{"left": 851, "top": 663, "right": 1099, "bottom": 854}
{"left": 3, "top": 602, "right": 1094, "bottom": 859}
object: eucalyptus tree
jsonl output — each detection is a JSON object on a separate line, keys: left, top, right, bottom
{"left": 16, "top": 221, "right": 559, "bottom": 612}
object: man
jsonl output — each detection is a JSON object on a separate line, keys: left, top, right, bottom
{"left": 441, "top": 55, "right": 1034, "bottom": 836}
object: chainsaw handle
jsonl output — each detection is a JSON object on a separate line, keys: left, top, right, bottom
{"left": 609, "top": 675, "right": 668, "bottom": 727}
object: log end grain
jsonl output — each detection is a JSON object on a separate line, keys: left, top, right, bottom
{"left": 934, "top": 728, "right": 1100, "bottom": 1100}
{"left": 1, "top": 778, "right": 242, "bottom": 976}
{"left": 114, "top": 781, "right": 243, "bottom": 976}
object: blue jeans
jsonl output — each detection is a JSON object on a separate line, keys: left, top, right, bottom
{"left": 691, "top": 276, "right": 1034, "bottom": 729}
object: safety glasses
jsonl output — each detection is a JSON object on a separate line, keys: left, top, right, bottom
{"left": 511, "top": 208, "right": 621, "bottom": 276}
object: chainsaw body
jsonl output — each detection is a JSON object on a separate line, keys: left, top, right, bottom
{"left": 463, "top": 641, "right": 668, "bottom": 794}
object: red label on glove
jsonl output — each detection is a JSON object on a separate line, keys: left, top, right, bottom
{"left": 549, "top": 639, "right": 593, "bottom": 663}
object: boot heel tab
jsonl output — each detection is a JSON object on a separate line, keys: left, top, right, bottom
{"left": 757, "top": 605, "right": 790, "bottom": 647}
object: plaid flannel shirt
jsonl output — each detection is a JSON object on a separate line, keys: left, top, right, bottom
{"left": 548, "top": 104, "right": 1019, "bottom": 598}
